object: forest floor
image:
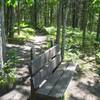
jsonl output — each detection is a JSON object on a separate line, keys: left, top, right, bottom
{"left": 0, "top": 35, "right": 47, "bottom": 100}
{"left": 0, "top": 35, "right": 100, "bottom": 100}
{"left": 67, "top": 57, "right": 100, "bottom": 100}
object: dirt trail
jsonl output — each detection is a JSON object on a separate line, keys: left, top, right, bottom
{"left": 0, "top": 35, "right": 100, "bottom": 100}
{"left": 67, "top": 58, "right": 100, "bottom": 100}
{"left": 0, "top": 35, "right": 47, "bottom": 100}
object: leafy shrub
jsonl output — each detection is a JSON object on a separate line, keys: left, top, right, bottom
{"left": 96, "top": 52, "right": 100, "bottom": 64}
{"left": 44, "top": 26, "right": 56, "bottom": 35}
{"left": 0, "top": 50, "right": 18, "bottom": 88}
{"left": 96, "top": 65, "right": 100, "bottom": 76}
{"left": 0, "top": 61, "right": 16, "bottom": 88}
{"left": 7, "top": 49, "right": 19, "bottom": 65}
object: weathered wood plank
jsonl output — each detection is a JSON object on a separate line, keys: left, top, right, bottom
{"left": 32, "top": 65, "right": 51, "bottom": 89}
{"left": 49, "top": 70, "right": 72, "bottom": 99}
{"left": 49, "top": 45, "right": 59, "bottom": 59}
{"left": 32, "top": 52, "right": 61, "bottom": 89}
{"left": 49, "top": 52, "right": 61, "bottom": 72}
{"left": 36, "top": 70, "right": 63, "bottom": 96}
{"left": 35, "top": 63, "right": 77, "bottom": 99}
{"left": 31, "top": 45, "right": 59, "bottom": 75}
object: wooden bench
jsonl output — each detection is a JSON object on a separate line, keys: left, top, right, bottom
{"left": 30, "top": 45, "right": 77, "bottom": 100}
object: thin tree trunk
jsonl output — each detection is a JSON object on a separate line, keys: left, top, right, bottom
{"left": 17, "top": 0, "right": 20, "bottom": 35}
{"left": 96, "top": 12, "right": 100, "bottom": 42}
{"left": 56, "top": 1, "right": 62, "bottom": 46}
{"left": 0, "top": 0, "right": 6, "bottom": 68}
{"left": 61, "top": 6, "right": 66, "bottom": 60}
{"left": 61, "top": 0, "right": 69, "bottom": 60}
{"left": 72, "top": 0, "right": 79, "bottom": 28}
{"left": 81, "top": 0, "right": 88, "bottom": 52}
{"left": 34, "top": 0, "right": 38, "bottom": 28}
{"left": 7, "top": 5, "right": 14, "bottom": 39}
{"left": 44, "top": 0, "right": 49, "bottom": 26}
{"left": 50, "top": 6, "right": 53, "bottom": 26}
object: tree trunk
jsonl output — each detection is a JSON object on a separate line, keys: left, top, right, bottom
{"left": 0, "top": 0, "right": 6, "bottom": 68}
{"left": 44, "top": 0, "right": 49, "bottom": 27}
{"left": 56, "top": 1, "right": 62, "bottom": 46}
{"left": 72, "top": 0, "right": 79, "bottom": 28}
{"left": 61, "top": 0, "right": 70, "bottom": 60}
{"left": 50, "top": 6, "right": 53, "bottom": 26}
{"left": 34, "top": 0, "right": 38, "bottom": 28}
{"left": 7, "top": 5, "right": 14, "bottom": 39}
{"left": 61, "top": 6, "right": 66, "bottom": 60}
{"left": 96, "top": 12, "right": 100, "bottom": 42}
{"left": 17, "top": 0, "right": 20, "bottom": 35}
{"left": 81, "top": 0, "right": 88, "bottom": 52}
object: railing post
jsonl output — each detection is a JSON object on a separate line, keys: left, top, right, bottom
{"left": 30, "top": 45, "right": 36, "bottom": 99}
{"left": 31, "top": 45, "right": 35, "bottom": 60}
{"left": 50, "top": 38, "right": 54, "bottom": 47}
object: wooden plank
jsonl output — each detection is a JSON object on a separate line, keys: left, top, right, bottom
{"left": 44, "top": 44, "right": 59, "bottom": 61}
{"left": 32, "top": 65, "right": 52, "bottom": 89}
{"left": 49, "top": 70, "right": 72, "bottom": 99}
{"left": 32, "top": 53, "right": 61, "bottom": 89}
{"left": 31, "top": 45, "right": 59, "bottom": 75}
{"left": 44, "top": 49, "right": 50, "bottom": 63}
{"left": 36, "top": 70, "right": 64, "bottom": 96}
{"left": 49, "top": 52, "right": 61, "bottom": 72}
{"left": 31, "top": 57, "right": 43, "bottom": 75}
{"left": 49, "top": 45, "right": 59, "bottom": 59}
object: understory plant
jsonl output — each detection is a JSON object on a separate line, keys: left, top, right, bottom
{"left": 0, "top": 49, "right": 18, "bottom": 88}
{"left": 96, "top": 51, "right": 100, "bottom": 64}
{"left": 0, "top": 61, "right": 16, "bottom": 87}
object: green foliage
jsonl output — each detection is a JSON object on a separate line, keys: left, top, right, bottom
{"left": 92, "top": 0, "right": 100, "bottom": 12}
{"left": 9, "top": 22, "right": 35, "bottom": 44}
{"left": 0, "top": 63, "right": 16, "bottom": 87}
{"left": 0, "top": 50, "right": 18, "bottom": 87}
{"left": 26, "top": 0, "right": 33, "bottom": 7}
{"left": 96, "top": 65, "right": 100, "bottom": 76}
{"left": 5, "top": 0, "right": 17, "bottom": 7}
{"left": 7, "top": 49, "right": 19, "bottom": 66}
{"left": 48, "top": 0, "right": 58, "bottom": 6}
{"left": 44, "top": 26, "right": 56, "bottom": 35}
{"left": 64, "top": 27, "right": 96, "bottom": 56}
{"left": 65, "top": 27, "right": 82, "bottom": 51}
{"left": 96, "top": 52, "right": 100, "bottom": 64}
{"left": 14, "top": 27, "right": 35, "bottom": 41}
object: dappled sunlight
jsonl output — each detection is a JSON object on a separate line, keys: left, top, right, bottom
{"left": 0, "top": 0, "right": 100, "bottom": 99}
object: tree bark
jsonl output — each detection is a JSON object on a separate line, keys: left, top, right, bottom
{"left": 56, "top": 1, "right": 62, "bottom": 46}
{"left": 0, "top": 0, "right": 6, "bottom": 68}
{"left": 96, "top": 12, "right": 100, "bottom": 42}
{"left": 17, "top": 0, "right": 20, "bottom": 35}
{"left": 61, "top": 0, "right": 69, "bottom": 60}
{"left": 50, "top": 6, "right": 53, "bottom": 26}
{"left": 72, "top": 0, "right": 79, "bottom": 28}
{"left": 81, "top": 0, "right": 88, "bottom": 52}
{"left": 34, "top": 0, "right": 38, "bottom": 28}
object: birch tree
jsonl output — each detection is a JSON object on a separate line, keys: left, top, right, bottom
{"left": 0, "top": 0, "right": 6, "bottom": 68}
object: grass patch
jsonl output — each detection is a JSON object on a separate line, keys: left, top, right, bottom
{"left": 9, "top": 22, "right": 35, "bottom": 44}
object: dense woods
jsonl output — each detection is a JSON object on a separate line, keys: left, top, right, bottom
{"left": 2, "top": 0, "right": 100, "bottom": 51}
{"left": 0, "top": 0, "right": 100, "bottom": 99}
{"left": 0, "top": 1, "right": 99, "bottom": 38}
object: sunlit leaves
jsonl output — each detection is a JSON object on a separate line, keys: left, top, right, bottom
{"left": 5, "top": 0, "right": 34, "bottom": 7}
{"left": 92, "top": 0, "right": 100, "bottom": 12}
{"left": 25, "top": 0, "right": 33, "bottom": 7}
{"left": 48, "top": 0, "right": 58, "bottom": 6}
{"left": 5, "top": 0, "right": 17, "bottom": 7}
